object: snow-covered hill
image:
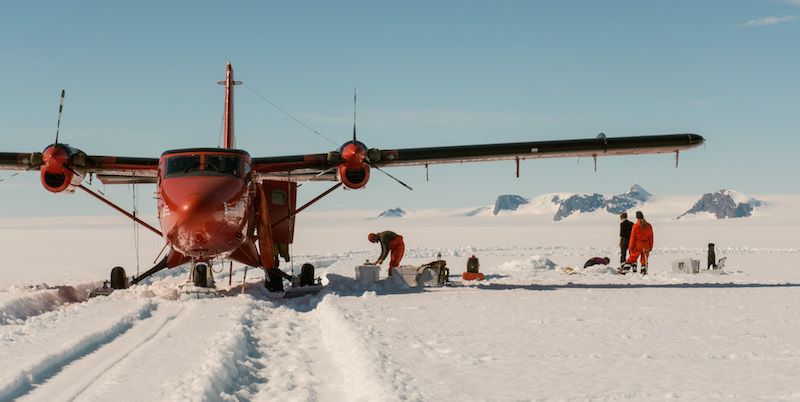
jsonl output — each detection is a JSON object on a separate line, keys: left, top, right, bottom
{"left": 372, "top": 207, "right": 409, "bottom": 219}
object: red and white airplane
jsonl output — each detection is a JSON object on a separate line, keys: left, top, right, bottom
{"left": 0, "top": 64, "right": 704, "bottom": 293}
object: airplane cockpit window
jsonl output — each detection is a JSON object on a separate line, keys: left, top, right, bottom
{"left": 165, "top": 155, "right": 201, "bottom": 177}
{"left": 205, "top": 155, "right": 241, "bottom": 177}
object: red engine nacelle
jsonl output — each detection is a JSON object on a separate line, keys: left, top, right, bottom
{"left": 39, "top": 145, "right": 84, "bottom": 193}
{"left": 337, "top": 163, "right": 371, "bottom": 189}
{"left": 337, "top": 141, "right": 371, "bottom": 189}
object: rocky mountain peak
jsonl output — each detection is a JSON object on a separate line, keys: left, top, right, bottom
{"left": 678, "top": 190, "right": 761, "bottom": 219}
{"left": 552, "top": 185, "right": 651, "bottom": 221}
{"left": 625, "top": 184, "right": 652, "bottom": 202}
{"left": 375, "top": 207, "right": 408, "bottom": 219}
{"left": 493, "top": 195, "right": 529, "bottom": 215}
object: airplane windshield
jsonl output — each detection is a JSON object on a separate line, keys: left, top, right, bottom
{"left": 164, "top": 154, "right": 241, "bottom": 178}
{"left": 205, "top": 155, "right": 241, "bottom": 176}
{"left": 165, "top": 155, "right": 201, "bottom": 177}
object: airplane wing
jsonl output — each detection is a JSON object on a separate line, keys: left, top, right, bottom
{"left": 0, "top": 151, "right": 159, "bottom": 184}
{"left": 252, "top": 133, "right": 704, "bottom": 180}
{"left": 0, "top": 152, "right": 40, "bottom": 171}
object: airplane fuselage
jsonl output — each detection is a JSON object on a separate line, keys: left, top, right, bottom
{"left": 157, "top": 148, "right": 253, "bottom": 260}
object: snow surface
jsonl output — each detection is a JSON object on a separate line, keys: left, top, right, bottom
{"left": 1, "top": 194, "right": 800, "bottom": 400}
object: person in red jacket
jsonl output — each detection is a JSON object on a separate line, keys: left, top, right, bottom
{"left": 368, "top": 231, "right": 405, "bottom": 273}
{"left": 620, "top": 211, "right": 653, "bottom": 275}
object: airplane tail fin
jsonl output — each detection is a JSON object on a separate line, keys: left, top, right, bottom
{"left": 217, "top": 63, "right": 242, "bottom": 149}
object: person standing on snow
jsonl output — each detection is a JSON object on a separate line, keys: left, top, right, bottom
{"left": 620, "top": 211, "right": 653, "bottom": 275}
{"left": 619, "top": 212, "right": 634, "bottom": 265}
{"left": 368, "top": 231, "right": 405, "bottom": 274}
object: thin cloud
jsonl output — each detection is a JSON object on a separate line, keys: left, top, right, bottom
{"left": 740, "top": 16, "right": 797, "bottom": 27}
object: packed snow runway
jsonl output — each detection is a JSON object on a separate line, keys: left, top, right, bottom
{"left": 1, "top": 195, "right": 799, "bottom": 401}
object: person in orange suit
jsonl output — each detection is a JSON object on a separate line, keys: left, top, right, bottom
{"left": 620, "top": 211, "right": 653, "bottom": 275}
{"left": 368, "top": 231, "right": 405, "bottom": 274}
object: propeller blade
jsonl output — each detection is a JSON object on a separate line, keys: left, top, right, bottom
{"left": 368, "top": 161, "right": 413, "bottom": 191}
{"left": 55, "top": 90, "right": 65, "bottom": 145}
{"left": 352, "top": 87, "right": 357, "bottom": 143}
{"left": 0, "top": 172, "right": 20, "bottom": 183}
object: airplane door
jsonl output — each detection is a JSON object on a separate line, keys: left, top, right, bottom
{"left": 262, "top": 180, "right": 297, "bottom": 245}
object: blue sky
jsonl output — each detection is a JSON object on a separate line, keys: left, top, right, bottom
{"left": 1, "top": 1, "right": 798, "bottom": 217}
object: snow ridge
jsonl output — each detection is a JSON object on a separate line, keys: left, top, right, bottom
{"left": 167, "top": 299, "right": 256, "bottom": 401}
{"left": 0, "top": 283, "right": 93, "bottom": 325}
{"left": 0, "top": 299, "right": 156, "bottom": 401}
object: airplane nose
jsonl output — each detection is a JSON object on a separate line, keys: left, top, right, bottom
{"left": 180, "top": 193, "right": 206, "bottom": 213}
{"left": 159, "top": 176, "right": 247, "bottom": 258}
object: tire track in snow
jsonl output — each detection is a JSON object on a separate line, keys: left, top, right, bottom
{"left": 317, "top": 295, "right": 423, "bottom": 402}
{"left": 166, "top": 298, "right": 258, "bottom": 401}
{"left": 18, "top": 302, "right": 186, "bottom": 401}
{"left": 0, "top": 297, "right": 157, "bottom": 401}
{"left": 245, "top": 299, "right": 334, "bottom": 402}
{"left": 67, "top": 296, "right": 258, "bottom": 401}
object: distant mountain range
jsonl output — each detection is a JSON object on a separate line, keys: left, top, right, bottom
{"left": 677, "top": 190, "right": 762, "bottom": 219}
{"left": 485, "top": 185, "right": 654, "bottom": 221}
{"left": 550, "top": 184, "right": 653, "bottom": 221}
{"left": 373, "top": 185, "right": 765, "bottom": 221}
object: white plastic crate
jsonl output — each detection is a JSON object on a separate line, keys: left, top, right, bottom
{"left": 671, "top": 258, "right": 700, "bottom": 274}
{"left": 355, "top": 265, "right": 380, "bottom": 283}
{"left": 390, "top": 266, "right": 420, "bottom": 287}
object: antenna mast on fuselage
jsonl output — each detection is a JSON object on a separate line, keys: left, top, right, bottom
{"left": 218, "top": 63, "right": 242, "bottom": 149}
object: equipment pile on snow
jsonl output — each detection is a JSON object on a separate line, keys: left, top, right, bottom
{"left": 462, "top": 255, "right": 485, "bottom": 281}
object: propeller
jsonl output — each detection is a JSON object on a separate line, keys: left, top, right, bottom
{"left": 367, "top": 161, "right": 413, "bottom": 190}
{"left": 349, "top": 87, "right": 413, "bottom": 191}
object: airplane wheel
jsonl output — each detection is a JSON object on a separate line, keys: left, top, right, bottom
{"left": 193, "top": 263, "right": 209, "bottom": 288}
{"left": 110, "top": 266, "right": 128, "bottom": 289}
{"left": 265, "top": 268, "right": 284, "bottom": 292}
{"left": 300, "top": 263, "right": 315, "bottom": 286}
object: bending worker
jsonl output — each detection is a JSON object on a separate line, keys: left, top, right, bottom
{"left": 621, "top": 211, "right": 654, "bottom": 275}
{"left": 368, "top": 231, "right": 405, "bottom": 272}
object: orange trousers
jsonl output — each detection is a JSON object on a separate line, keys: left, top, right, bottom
{"left": 626, "top": 248, "right": 649, "bottom": 267}
{"left": 388, "top": 236, "right": 405, "bottom": 268}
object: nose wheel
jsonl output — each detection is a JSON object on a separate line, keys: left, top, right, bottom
{"left": 192, "top": 263, "right": 211, "bottom": 287}
{"left": 179, "top": 261, "right": 219, "bottom": 300}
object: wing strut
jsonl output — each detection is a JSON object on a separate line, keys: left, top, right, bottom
{"left": 272, "top": 182, "right": 343, "bottom": 228}
{"left": 77, "top": 184, "right": 162, "bottom": 237}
